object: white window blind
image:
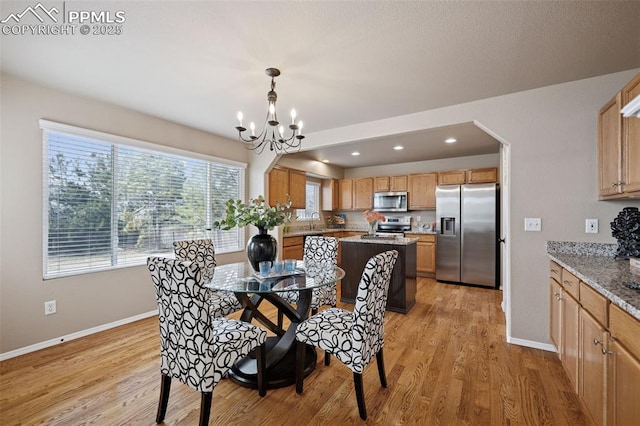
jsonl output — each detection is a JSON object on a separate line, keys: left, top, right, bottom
{"left": 42, "top": 121, "right": 245, "bottom": 278}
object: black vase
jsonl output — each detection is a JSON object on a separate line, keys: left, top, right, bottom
{"left": 246, "top": 226, "right": 278, "bottom": 271}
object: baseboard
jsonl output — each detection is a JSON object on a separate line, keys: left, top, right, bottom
{"left": 0, "top": 310, "right": 158, "bottom": 361}
{"left": 507, "top": 336, "right": 556, "bottom": 352}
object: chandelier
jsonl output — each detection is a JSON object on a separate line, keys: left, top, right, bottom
{"left": 235, "top": 68, "right": 305, "bottom": 154}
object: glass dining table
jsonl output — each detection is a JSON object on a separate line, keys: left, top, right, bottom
{"left": 204, "top": 260, "right": 345, "bottom": 389}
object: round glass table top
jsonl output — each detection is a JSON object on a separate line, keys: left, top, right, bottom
{"left": 204, "top": 260, "right": 345, "bottom": 294}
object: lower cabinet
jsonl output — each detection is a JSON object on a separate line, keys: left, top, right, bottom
{"left": 562, "top": 291, "right": 580, "bottom": 392}
{"left": 607, "top": 338, "right": 640, "bottom": 426}
{"left": 550, "top": 261, "right": 640, "bottom": 426}
{"left": 579, "top": 309, "right": 607, "bottom": 426}
{"left": 405, "top": 233, "right": 435, "bottom": 276}
{"left": 549, "top": 278, "right": 562, "bottom": 355}
{"left": 282, "top": 236, "right": 303, "bottom": 260}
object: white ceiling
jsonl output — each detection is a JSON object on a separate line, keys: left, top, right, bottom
{"left": 1, "top": 1, "right": 639, "bottom": 167}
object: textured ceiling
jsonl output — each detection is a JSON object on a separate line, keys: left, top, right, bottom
{"left": 1, "top": 1, "right": 639, "bottom": 167}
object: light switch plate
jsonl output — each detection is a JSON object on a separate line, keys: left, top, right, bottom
{"left": 586, "top": 219, "right": 599, "bottom": 234}
{"left": 524, "top": 218, "right": 542, "bottom": 232}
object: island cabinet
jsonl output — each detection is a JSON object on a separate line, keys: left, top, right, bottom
{"left": 549, "top": 258, "right": 640, "bottom": 426}
{"left": 339, "top": 237, "right": 417, "bottom": 313}
{"left": 404, "top": 233, "right": 435, "bottom": 276}
{"left": 282, "top": 235, "right": 303, "bottom": 260}
{"left": 268, "top": 167, "right": 306, "bottom": 209}
{"left": 408, "top": 173, "right": 437, "bottom": 210}
{"left": 598, "top": 72, "right": 640, "bottom": 199}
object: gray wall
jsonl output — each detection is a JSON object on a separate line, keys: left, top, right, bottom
{"left": 0, "top": 74, "right": 249, "bottom": 354}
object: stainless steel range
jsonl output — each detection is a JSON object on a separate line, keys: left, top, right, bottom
{"left": 376, "top": 216, "right": 411, "bottom": 236}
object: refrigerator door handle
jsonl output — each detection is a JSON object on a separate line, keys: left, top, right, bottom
{"left": 498, "top": 237, "right": 506, "bottom": 244}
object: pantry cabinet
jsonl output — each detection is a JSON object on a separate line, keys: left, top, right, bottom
{"left": 598, "top": 72, "right": 640, "bottom": 199}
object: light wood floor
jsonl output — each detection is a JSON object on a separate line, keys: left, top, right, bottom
{"left": 0, "top": 278, "right": 590, "bottom": 425}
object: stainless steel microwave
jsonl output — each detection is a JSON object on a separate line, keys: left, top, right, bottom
{"left": 373, "top": 191, "right": 408, "bottom": 212}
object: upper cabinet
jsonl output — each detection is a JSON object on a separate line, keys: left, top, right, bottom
{"left": 321, "top": 179, "right": 340, "bottom": 211}
{"left": 374, "top": 175, "right": 408, "bottom": 192}
{"left": 598, "top": 72, "right": 640, "bottom": 199}
{"left": 408, "top": 173, "right": 437, "bottom": 210}
{"left": 338, "top": 178, "right": 353, "bottom": 210}
{"left": 353, "top": 178, "right": 374, "bottom": 210}
{"left": 268, "top": 167, "right": 306, "bottom": 209}
{"left": 438, "top": 167, "right": 498, "bottom": 185}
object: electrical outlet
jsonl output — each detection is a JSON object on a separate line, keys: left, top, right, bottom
{"left": 524, "top": 218, "right": 542, "bottom": 232}
{"left": 586, "top": 219, "right": 599, "bottom": 234}
{"left": 45, "top": 300, "right": 56, "bottom": 315}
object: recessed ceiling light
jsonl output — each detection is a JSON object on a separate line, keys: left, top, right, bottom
{"left": 322, "top": 159, "right": 330, "bottom": 163}
{"left": 393, "top": 145, "right": 404, "bottom": 150}
{"left": 351, "top": 151, "right": 360, "bottom": 156}
{"left": 445, "top": 138, "right": 457, "bottom": 144}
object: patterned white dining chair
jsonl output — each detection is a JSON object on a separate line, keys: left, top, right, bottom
{"left": 173, "top": 239, "right": 243, "bottom": 317}
{"left": 147, "top": 256, "right": 267, "bottom": 426}
{"left": 294, "top": 250, "right": 398, "bottom": 420}
{"left": 281, "top": 236, "right": 338, "bottom": 319}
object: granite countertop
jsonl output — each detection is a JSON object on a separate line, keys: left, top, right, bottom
{"left": 405, "top": 230, "right": 437, "bottom": 235}
{"left": 547, "top": 242, "right": 640, "bottom": 321}
{"left": 340, "top": 235, "right": 418, "bottom": 246}
{"left": 283, "top": 228, "right": 365, "bottom": 237}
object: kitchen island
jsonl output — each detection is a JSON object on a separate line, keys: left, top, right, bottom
{"left": 339, "top": 235, "right": 418, "bottom": 313}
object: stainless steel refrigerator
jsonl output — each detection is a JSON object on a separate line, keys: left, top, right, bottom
{"left": 436, "top": 183, "right": 499, "bottom": 288}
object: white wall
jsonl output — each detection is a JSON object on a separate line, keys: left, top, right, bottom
{"left": 0, "top": 74, "right": 249, "bottom": 354}
{"left": 272, "top": 70, "right": 640, "bottom": 346}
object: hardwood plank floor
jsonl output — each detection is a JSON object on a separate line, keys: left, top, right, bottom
{"left": 0, "top": 278, "right": 590, "bottom": 425}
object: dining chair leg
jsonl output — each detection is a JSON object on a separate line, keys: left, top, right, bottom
{"left": 295, "top": 341, "right": 306, "bottom": 394}
{"left": 353, "top": 372, "right": 367, "bottom": 420}
{"left": 256, "top": 343, "right": 267, "bottom": 397}
{"left": 199, "top": 391, "right": 212, "bottom": 426}
{"left": 376, "top": 349, "right": 387, "bottom": 387}
{"left": 324, "top": 351, "right": 331, "bottom": 366}
{"left": 156, "top": 374, "right": 171, "bottom": 423}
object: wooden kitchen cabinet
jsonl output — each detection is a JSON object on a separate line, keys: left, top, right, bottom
{"left": 375, "top": 175, "right": 407, "bottom": 192}
{"left": 408, "top": 173, "right": 437, "bottom": 210}
{"left": 390, "top": 175, "right": 408, "bottom": 191}
{"left": 607, "top": 304, "right": 640, "bottom": 426}
{"left": 405, "top": 233, "right": 435, "bottom": 276}
{"left": 437, "top": 170, "right": 466, "bottom": 185}
{"left": 598, "top": 72, "right": 640, "bottom": 199}
{"left": 374, "top": 176, "right": 390, "bottom": 192}
{"left": 268, "top": 167, "right": 306, "bottom": 209}
{"left": 549, "top": 277, "right": 562, "bottom": 355}
{"left": 338, "top": 179, "right": 353, "bottom": 210}
{"left": 579, "top": 309, "right": 607, "bottom": 426}
{"left": 607, "top": 338, "right": 640, "bottom": 426}
{"left": 353, "top": 177, "right": 373, "bottom": 210}
{"left": 562, "top": 289, "right": 580, "bottom": 392}
{"left": 282, "top": 235, "right": 304, "bottom": 260}
{"left": 466, "top": 167, "right": 498, "bottom": 183}
{"left": 322, "top": 179, "right": 340, "bottom": 211}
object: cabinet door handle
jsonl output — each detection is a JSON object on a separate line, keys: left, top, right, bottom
{"left": 563, "top": 280, "right": 573, "bottom": 286}
{"left": 593, "top": 338, "right": 602, "bottom": 346}
{"left": 602, "top": 348, "right": 613, "bottom": 355}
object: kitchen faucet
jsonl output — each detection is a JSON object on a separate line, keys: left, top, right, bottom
{"left": 309, "top": 211, "right": 320, "bottom": 230}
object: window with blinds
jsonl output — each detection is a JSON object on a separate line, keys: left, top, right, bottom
{"left": 41, "top": 120, "right": 245, "bottom": 278}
